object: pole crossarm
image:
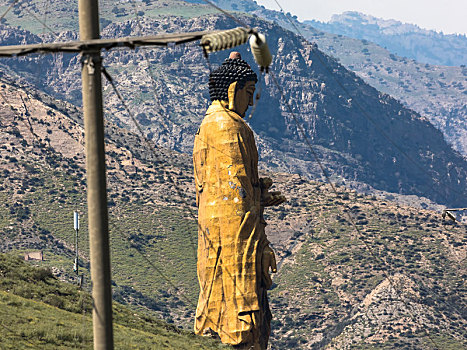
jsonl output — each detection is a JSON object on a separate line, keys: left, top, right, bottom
{"left": 0, "top": 30, "right": 221, "bottom": 57}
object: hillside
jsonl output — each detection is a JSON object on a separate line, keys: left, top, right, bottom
{"left": 0, "top": 0, "right": 216, "bottom": 34}
{"left": 0, "top": 77, "right": 466, "bottom": 349}
{"left": 0, "top": 253, "right": 227, "bottom": 349}
{"left": 0, "top": 74, "right": 201, "bottom": 327}
{"left": 267, "top": 177, "right": 467, "bottom": 349}
{"left": 304, "top": 11, "right": 467, "bottom": 67}
{"left": 1, "top": 11, "right": 466, "bottom": 207}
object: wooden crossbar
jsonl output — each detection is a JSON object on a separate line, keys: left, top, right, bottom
{"left": 0, "top": 30, "right": 219, "bottom": 57}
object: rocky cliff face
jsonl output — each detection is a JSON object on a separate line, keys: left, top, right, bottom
{"left": 298, "top": 24, "right": 467, "bottom": 157}
{"left": 193, "top": 1, "right": 467, "bottom": 157}
{"left": 1, "top": 14, "right": 466, "bottom": 207}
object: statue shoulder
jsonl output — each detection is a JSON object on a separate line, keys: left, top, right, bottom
{"left": 201, "top": 108, "right": 249, "bottom": 136}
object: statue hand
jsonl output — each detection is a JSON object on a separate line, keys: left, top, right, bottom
{"left": 262, "top": 245, "right": 277, "bottom": 289}
{"left": 261, "top": 191, "right": 287, "bottom": 207}
{"left": 260, "top": 177, "right": 286, "bottom": 207}
{"left": 259, "top": 177, "right": 273, "bottom": 190}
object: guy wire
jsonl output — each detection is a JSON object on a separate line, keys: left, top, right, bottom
{"left": 201, "top": 0, "right": 250, "bottom": 29}
{"left": 108, "top": 8, "right": 270, "bottom": 337}
{"left": 0, "top": 0, "right": 20, "bottom": 22}
{"left": 101, "top": 65, "right": 197, "bottom": 262}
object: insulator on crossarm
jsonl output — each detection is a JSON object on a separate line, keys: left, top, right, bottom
{"left": 201, "top": 27, "right": 250, "bottom": 54}
{"left": 249, "top": 32, "right": 272, "bottom": 70}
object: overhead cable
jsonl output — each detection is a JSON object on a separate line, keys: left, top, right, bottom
{"left": 269, "top": 70, "right": 444, "bottom": 349}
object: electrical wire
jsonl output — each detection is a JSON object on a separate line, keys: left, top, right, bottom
{"left": 128, "top": 1, "right": 175, "bottom": 135}
{"left": 101, "top": 65, "right": 197, "bottom": 262}
{"left": 199, "top": 0, "right": 463, "bottom": 209}
{"left": 201, "top": 0, "right": 250, "bottom": 29}
{"left": 17, "top": 2, "right": 59, "bottom": 39}
{"left": 196, "top": 0, "right": 465, "bottom": 335}
{"left": 0, "top": 0, "right": 20, "bottom": 22}
{"left": 98, "top": 13, "right": 460, "bottom": 344}
{"left": 270, "top": 0, "right": 467, "bottom": 318}
{"left": 105, "top": 37, "right": 411, "bottom": 347}
{"left": 0, "top": 76, "right": 95, "bottom": 347}
{"left": 108, "top": 207, "right": 242, "bottom": 344}
{"left": 1, "top": 1, "right": 463, "bottom": 346}
{"left": 2, "top": 67, "right": 274, "bottom": 345}
{"left": 125, "top": 6, "right": 271, "bottom": 321}
{"left": 247, "top": 68, "right": 262, "bottom": 120}
{"left": 33, "top": 0, "right": 52, "bottom": 118}
{"left": 101, "top": 64, "right": 284, "bottom": 345}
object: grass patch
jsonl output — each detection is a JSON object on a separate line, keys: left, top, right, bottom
{"left": 0, "top": 253, "right": 227, "bottom": 349}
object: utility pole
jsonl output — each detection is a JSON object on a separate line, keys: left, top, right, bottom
{"left": 78, "top": 0, "right": 113, "bottom": 349}
{"left": 0, "top": 7, "right": 256, "bottom": 349}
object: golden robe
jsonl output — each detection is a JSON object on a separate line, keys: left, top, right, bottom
{"left": 193, "top": 100, "right": 271, "bottom": 348}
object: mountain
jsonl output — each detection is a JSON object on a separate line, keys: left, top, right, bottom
{"left": 268, "top": 179, "right": 466, "bottom": 349}
{"left": 304, "top": 11, "right": 467, "bottom": 67}
{"left": 299, "top": 27, "right": 467, "bottom": 157}
{"left": 184, "top": 0, "right": 467, "bottom": 157}
{"left": 0, "top": 11, "right": 466, "bottom": 207}
{"left": 0, "top": 68, "right": 466, "bottom": 349}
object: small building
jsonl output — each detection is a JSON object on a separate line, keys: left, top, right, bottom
{"left": 24, "top": 251, "right": 44, "bottom": 261}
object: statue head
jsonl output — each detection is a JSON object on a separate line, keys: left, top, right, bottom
{"left": 209, "top": 52, "right": 257, "bottom": 117}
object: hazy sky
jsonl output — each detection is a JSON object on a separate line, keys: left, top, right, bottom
{"left": 255, "top": 0, "right": 467, "bottom": 35}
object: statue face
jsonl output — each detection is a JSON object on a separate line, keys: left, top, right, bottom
{"left": 234, "top": 81, "right": 256, "bottom": 117}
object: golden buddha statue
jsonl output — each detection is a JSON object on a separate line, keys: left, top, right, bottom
{"left": 193, "top": 52, "right": 286, "bottom": 350}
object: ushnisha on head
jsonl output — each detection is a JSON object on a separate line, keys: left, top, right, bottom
{"left": 208, "top": 52, "right": 257, "bottom": 117}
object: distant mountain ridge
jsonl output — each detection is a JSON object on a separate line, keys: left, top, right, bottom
{"left": 304, "top": 11, "right": 467, "bottom": 67}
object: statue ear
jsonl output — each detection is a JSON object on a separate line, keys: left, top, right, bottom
{"left": 227, "top": 81, "right": 237, "bottom": 110}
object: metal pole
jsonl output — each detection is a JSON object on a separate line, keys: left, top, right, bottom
{"left": 75, "top": 227, "right": 79, "bottom": 275}
{"left": 74, "top": 211, "right": 79, "bottom": 276}
{"left": 78, "top": 1, "right": 113, "bottom": 349}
